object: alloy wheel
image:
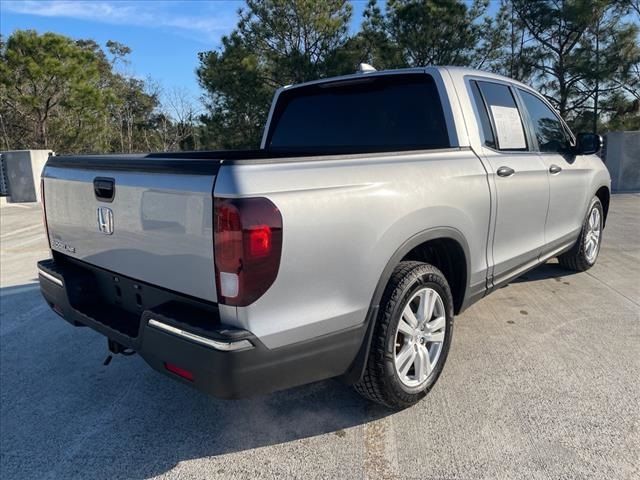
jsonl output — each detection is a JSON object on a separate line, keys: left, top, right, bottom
{"left": 585, "top": 206, "right": 601, "bottom": 263}
{"left": 394, "top": 287, "right": 446, "bottom": 388}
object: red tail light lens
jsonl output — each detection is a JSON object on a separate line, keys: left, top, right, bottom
{"left": 248, "top": 225, "right": 272, "bottom": 257}
{"left": 214, "top": 197, "right": 282, "bottom": 306}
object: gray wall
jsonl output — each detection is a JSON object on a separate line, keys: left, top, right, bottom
{"left": 605, "top": 131, "right": 640, "bottom": 192}
{"left": 0, "top": 150, "right": 51, "bottom": 203}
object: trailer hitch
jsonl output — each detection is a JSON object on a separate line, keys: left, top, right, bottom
{"left": 104, "top": 339, "right": 136, "bottom": 365}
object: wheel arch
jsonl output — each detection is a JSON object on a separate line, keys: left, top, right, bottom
{"left": 400, "top": 238, "right": 468, "bottom": 314}
{"left": 341, "top": 227, "right": 472, "bottom": 384}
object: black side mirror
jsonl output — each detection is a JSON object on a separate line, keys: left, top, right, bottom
{"left": 575, "top": 133, "right": 603, "bottom": 155}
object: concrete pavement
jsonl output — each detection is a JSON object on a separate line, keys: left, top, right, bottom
{"left": 1, "top": 195, "right": 638, "bottom": 479}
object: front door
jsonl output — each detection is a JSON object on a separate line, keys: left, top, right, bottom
{"left": 517, "top": 89, "right": 591, "bottom": 254}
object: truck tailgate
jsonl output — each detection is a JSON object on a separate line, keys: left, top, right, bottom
{"left": 42, "top": 157, "right": 220, "bottom": 302}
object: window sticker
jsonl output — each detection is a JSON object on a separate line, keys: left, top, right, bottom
{"left": 489, "top": 105, "right": 527, "bottom": 150}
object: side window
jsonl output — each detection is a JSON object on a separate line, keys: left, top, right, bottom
{"left": 477, "top": 81, "right": 527, "bottom": 151}
{"left": 518, "top": 90, "right": 567, "bottom": 153}
{"left": 470, "top": 81, "right": 496, "bottom": 149}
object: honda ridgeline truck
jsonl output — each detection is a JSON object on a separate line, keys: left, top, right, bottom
{"left": 38, "top": 66, "right": 610, "bottom": 408}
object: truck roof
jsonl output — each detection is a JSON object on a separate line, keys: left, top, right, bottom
{"left": 281, "top": 65, "right": 532, "bottom": 93}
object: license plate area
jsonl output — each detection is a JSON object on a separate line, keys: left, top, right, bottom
{"left": 57, "top": 253, "right": 220, "bottom": 339}
{"left": 64, "top": 266, "right": 143, "bottom": 338}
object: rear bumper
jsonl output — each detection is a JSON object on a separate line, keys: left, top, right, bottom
{"left": 37, "top": 257, "right": 364, "bottom": 399}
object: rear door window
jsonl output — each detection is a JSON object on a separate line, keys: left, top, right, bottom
{"left": 267, "top": 74, "right": 450, "bottom": 153}
{"left": 476, "top": 81, "right": 527, "bottom": 151}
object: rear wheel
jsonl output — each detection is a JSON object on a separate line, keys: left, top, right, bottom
{"left": 354, "top": 261, "right": 454, "bottom": 408}
{"left": 558, "top": 197, "right": 603, "bottom": 271}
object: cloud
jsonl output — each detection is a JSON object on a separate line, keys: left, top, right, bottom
{"left": 1, "top": 0, "right": 239, "bottom": 43}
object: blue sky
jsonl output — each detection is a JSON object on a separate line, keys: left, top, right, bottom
{"left": 1, "top": 1, "right": 503, "bottom": 103}
{"left": 1, "top": 0, "right": 371, "bottom": 102}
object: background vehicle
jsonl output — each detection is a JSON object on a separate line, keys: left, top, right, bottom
{"left": 38, "top": 66, "right": 610, "bottom": 408}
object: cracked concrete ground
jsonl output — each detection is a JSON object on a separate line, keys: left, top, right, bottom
{"left": 1, "top": 194, "right": 638, "bottom": 479}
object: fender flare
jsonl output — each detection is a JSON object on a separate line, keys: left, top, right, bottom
{"left": 341, "top": 226, "right": 472, "bottom": 384}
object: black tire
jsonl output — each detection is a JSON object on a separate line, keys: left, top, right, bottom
{"left": 558, "top": 196, "right": 603, "bottom": 272}
{"left": 354, "top": 261, "right": 454, "bottom": 409}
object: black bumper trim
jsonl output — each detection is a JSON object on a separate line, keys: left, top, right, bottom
{"left": 37, "top": 257, "right": 365, "bottom": 398}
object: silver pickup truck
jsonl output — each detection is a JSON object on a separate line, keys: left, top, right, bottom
{"left": 38, "top": 66, "right": 610, "bottom": 408}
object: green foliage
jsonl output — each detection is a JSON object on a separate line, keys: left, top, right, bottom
{"left": 0, "top": 30, "right": 196, "bottom": 153}
{"left": 477, "top": 0, "right": 639, "bottom": 133}
{"left": 197, "top": 0, "right": 355, "bottom": 149}
{"left": 238, "top": 0, "right": 353, "bottom": 84}
{"left": 509, "top": 0, "right": 640, "bottom": 131}
{"left": 0, "top": 30, "right": 105, "bottom": 149}
{"left": 197, "top": 33, "right": 274, "bottom": 149}
{"left": 196, "top": 0, "right": 639, "bottom": 147}
{"left": 3, "top": 1, "right": 639, "bottom": 153}
{"left": 352, "top": 0, "right": 401, "bottom": 68}
{"left": 385, "top": 0, "right": 488, "bottom": 66}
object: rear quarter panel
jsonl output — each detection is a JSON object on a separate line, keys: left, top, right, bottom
{"left": 215, "top": 149, "right": 490, "bottom": 348}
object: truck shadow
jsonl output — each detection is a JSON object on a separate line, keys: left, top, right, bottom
{"left": 0, "top": 284, "right": 389, "bottom": 479}
{"left": 511, "top": 260, "right": 580, "bottom": 284}
{"left": 1, "top": 260, "right": 576, "bottom": 478}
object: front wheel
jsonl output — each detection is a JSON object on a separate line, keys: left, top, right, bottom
{"left": 354, "top": 261, "right": 454, "bottom": 409}
{"left": 558, "top": 197, "right": 603, "bottom": 272}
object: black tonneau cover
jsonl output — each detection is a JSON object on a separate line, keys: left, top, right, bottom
{"left": 46, "top": 145, "right": 463, "bottom": 173}
{"left": 46, "top": 149, "right": 269, "bottom": 174}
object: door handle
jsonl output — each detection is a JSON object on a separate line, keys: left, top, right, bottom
{"left": 496, "top": 166, "right": 515, "bottom": 177}
{"left": 549, "top": 164, "right": 562, "bottom": 174}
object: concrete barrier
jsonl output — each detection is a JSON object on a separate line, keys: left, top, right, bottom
{"left": 605, "top": 131, "right": 640, "bottom": 192}
{"left": 0, "top": 150, "right": 51, "bottom": 203}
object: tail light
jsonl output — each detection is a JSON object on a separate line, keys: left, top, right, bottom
{"left": 213, "top": 197, "right": 282, "bottom": 306}
{"left": 40, "top": 178, "right": 51, "bottom": 248}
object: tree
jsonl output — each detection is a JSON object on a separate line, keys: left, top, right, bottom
{"left": 197, "top": 0, "right": 354, "bottom": 149}
{"left": 197, "top": 33, "right": 274, "bottom": 149}
{"left": 0, "top": 30, "right": 194, "bottom": 153}
{"left": 108, "top": 76, "right": 157, "bottom": 153}
{"left": 0, "top": 30, "right": 105, "bottom": 149}
{"left": 349, "top": 0, "right": 506, "bottom": 70}
{"left": 579, "top": 3, "right": 640, "bottom": 132}
{"left": 492, "top": 0, "right": 535, "bottom": 82}
{"left": 342, "top": 0, "right": 402, "bottom": 69}
{"left": 143, "top": 85, "right": 200, "bottom": 152}
{"left": 388, "top": 0, "right": 483, "bottom": 66}
{"left": 511, "top": 0, "right": 640, "bottom": 131}
{"left": 237, "top": 0, "right": 353, "bottom": 85}
{"left": 511, "top": 0, "right": 603, "bottom": 119}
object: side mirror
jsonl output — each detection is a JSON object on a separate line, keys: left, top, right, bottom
{"left": 575, "top": 133, "right": 603, "bottom": 155}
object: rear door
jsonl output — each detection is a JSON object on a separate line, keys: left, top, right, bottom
{"left": 470, "top": 80, "right": 550, "bottom": 285}
{"left": 516, "top": 89, "right": 590, "bottom": 253}
{"left": 43, "top": 157, "right": 218, "bottom": 302}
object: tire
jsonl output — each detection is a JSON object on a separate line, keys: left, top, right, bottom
{"left": 558, "top": 197, "right": 603, "bottom": 272}
{"left": 354, "top": 261, "right": 454, "bottom": 409}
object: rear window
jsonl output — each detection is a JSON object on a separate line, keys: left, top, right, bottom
{"left": 266, "top": 74, "right": 450, "bottom": 153}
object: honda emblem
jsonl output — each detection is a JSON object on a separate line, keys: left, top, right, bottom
{"left": 97, "top": 207, "right": 114, "bottom": 235}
